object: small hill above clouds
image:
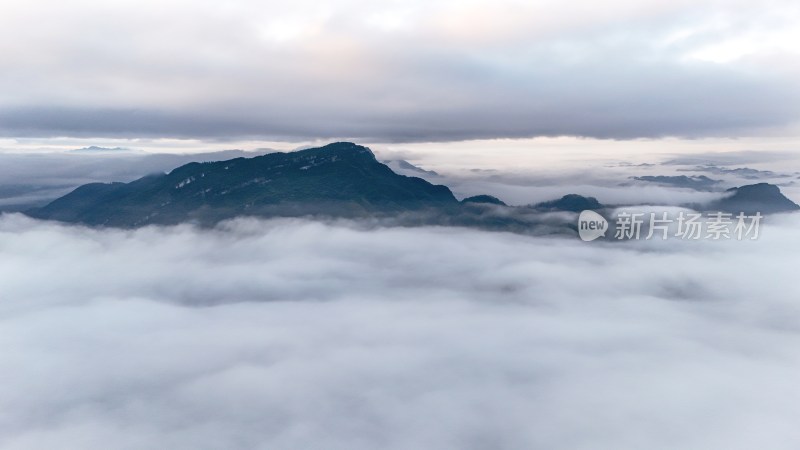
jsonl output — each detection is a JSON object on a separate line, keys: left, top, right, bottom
{"left": 461, "top": 195, "right": 507, "bottom": 206}
{"left": 707, "top": 183, "right": 800, "bottom": 215}
{"left": 28, "top": 142, "right": 458, "bottom": 227}
{"left": 533, "top": 194, "right": 603, "bottom": 212}
{"left": 528, "top": 184, "right": 799, "bottom": 216}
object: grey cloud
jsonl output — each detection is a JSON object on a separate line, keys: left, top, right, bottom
{"left": 1, "top": 1, "right": 799, "bottom": 142}
{"left": 678, "top": 165, "right": 792, "bottom": 180}
{"left": 1, "top": 61, "right": 796, "bottom": 142}
{"left": 1, "top": 214, "right": 800, "bottom": 449}
{"left": 630, "top": 175, "right": 722, "bottom": 191}
{"left": 423, "top": 167, "right": 728, "bottom": 206}
{"left": 70, "top": 146, "right": 134, "bottom": 153}
{"left": 662, "top": 150, "right": 800, "bottom": 167}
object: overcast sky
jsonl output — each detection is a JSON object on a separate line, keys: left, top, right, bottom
{"left": 2, "top": 0, "right": 800, "bottom": 142}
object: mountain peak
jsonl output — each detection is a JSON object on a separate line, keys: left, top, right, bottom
{"left": 711, "top": 182, "right": 800, "bottom": 214}
{"left": 321, "top": 141, "right": 371, "bottom": 152}
{"left": 296, "top": 142, "right": 375, "bottom": 159}
{"left": 725, "top": 182, "right": 780, "bottom": 196}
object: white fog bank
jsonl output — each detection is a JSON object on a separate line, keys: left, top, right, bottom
{"left": 1, "top": 214, "right": 799, "bottom": 449}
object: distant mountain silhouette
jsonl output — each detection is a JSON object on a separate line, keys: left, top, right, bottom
{"left": 461, "top": 195, "right": 507, "bottom": 206}
{"left": 534, "top": 194, "right": 603, "bottom": 212}
{"left": 632, "top": 175, "right": 721, "bottom": 190}
{"left": 706, "top": 183, "right": 800, "bottom": 214}
{"left": 28, "top": 142, "right": 458, "bottom": 226}
{"left": 69, "top": 146, "right": 134, "bottom": 154}
{"left": 382, "top": 160, "right": 440, "bottom": 178}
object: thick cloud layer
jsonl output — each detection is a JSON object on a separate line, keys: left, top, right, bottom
{"left": 2, "top": 214, "right": 800, "bottom": 449}
{"left": 1, "top": 0, "right": 799, "bottom": 141}
{"left": 384, "top": 144, "right": 800, "bottom": 206}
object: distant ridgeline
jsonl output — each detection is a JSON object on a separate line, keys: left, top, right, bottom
{"left": 26, "top": 142, "right": 800, "bottom": 231}
{"left": 28, "top": 142, "right": 458, "bottom": 227}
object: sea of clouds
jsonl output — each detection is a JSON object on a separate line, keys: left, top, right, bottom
{"left": 1, "top": 213, "right": 800, "bottom": 449}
